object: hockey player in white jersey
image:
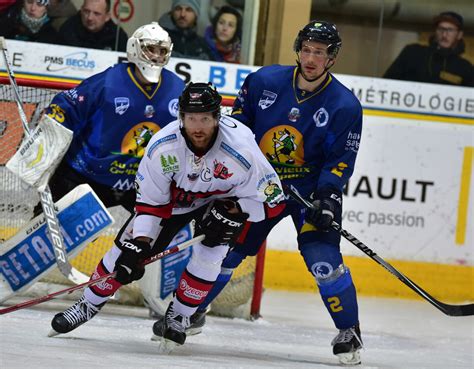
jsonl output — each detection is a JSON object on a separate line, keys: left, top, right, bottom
{"left": 49, "top": 82, "right": 283, "bottom": 352}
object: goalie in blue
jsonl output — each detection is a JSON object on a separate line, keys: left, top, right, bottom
{"left": 35, "top": 22, "right": 184, "bottom": 214}
{"left": 196, "top": 20, "right": 364, "bottom": 365}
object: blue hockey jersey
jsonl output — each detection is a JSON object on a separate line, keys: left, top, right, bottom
{"left": 45, "top": 63, "right": 185, "bottom": 191}
{"left": 232, "top": 65, "right": 362, "bottom": 198}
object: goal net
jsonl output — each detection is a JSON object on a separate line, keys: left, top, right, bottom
{"left": 0, "top": 76, "right": 264, "bottom": 319}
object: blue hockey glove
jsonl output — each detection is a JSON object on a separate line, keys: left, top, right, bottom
{"left": 305, "top": 189, "right": 342, "bottom": 231}
{"left": 115, "top": 239, "right": 152, "bottom": 285}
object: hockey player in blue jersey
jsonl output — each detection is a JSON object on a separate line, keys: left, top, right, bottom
{"left": 35, "top": 22, "right": 184, "bottom": 214}
{"left": 195, "top": 21, "right": 364, "bottom": 365}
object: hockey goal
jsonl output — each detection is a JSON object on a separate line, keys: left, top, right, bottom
{"left": 0, "top": 75, "right": 265, "bottom": 319}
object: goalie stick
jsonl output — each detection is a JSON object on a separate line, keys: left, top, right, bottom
{"left": 0, "top": 234, "right": 205, "bottom": 315}
{"left": 0, "top": 37, "right": 87, "bottom": 285}
{"left": 284, "top": 184, "right": 474, "bottom": 317}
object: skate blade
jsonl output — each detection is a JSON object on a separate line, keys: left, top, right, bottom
{"left": 157, "top": 337, "right": 181, "bottom": 354}
{"left": 151, "top": 327, "right": 201, "bottom": 341}
{"left": 336, "top": 350, "right": 361, "bottom": 365}
{"left": 47, "top": 329, "right": 60, "bottom": 337}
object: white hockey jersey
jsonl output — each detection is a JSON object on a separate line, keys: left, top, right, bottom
{"left": 132, "top": 115, "right": 283, "bottom": 241}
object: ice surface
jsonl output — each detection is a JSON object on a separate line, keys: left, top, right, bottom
{"left": 1, "top": 290, "right": 473, "bottom": 368}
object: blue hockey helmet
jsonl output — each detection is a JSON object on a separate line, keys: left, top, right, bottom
{"left": 294, "top": 21, "right": 342, "bottom": 58}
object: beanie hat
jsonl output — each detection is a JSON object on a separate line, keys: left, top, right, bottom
{"left": 172, "top": 0, "right": 200, "bottom": 18}
{"left": 36, "top": 0, "right": 50, "bottom": 6}
{"left": 433, "top": 11, "right": 464, "bottom": 30}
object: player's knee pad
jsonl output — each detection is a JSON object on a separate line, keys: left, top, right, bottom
{"left": 186, "top": 244, "right": 230, "bottom": 281}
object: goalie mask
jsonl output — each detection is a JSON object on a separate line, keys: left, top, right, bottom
{"left": 127, "top": 22, "right": 173, "bottom": 83}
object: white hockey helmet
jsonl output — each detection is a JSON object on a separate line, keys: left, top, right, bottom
{"left": 127, "top": 22, "right": 173, "bottom": 83}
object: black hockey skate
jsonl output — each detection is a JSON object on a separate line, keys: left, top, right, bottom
{"left": 154, "top": 302, "right": 192, "bottom": 354}
{"left": 48, "top": 296, "right": 104, "bottom": 337}
{"left": 331, "top": 324, "right": 363, "bottom": 365}
{"left": 152, "top": 307, "right": 206, "bottom": 341}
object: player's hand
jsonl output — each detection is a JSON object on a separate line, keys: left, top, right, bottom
{"left": 114, "top": 239, "right": 152, "bottom": 284}
{"left": 196, "top": 199, "right": 249, "bottom": 247}
{"left": 305, "top": 189, "right": 342, "bottom": 231}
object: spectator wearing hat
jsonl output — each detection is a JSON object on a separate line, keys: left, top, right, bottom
{"left": 384, "top": 11, "right": 473, "bottom": 87}
{"left": 59, "top": 0, "right": 128, "bottom": 51}
{"left": 0, "top": 0, "right": 59, "bottom": 44}
{"left": 158, "top": 0, "right": 214, "bottom": 60}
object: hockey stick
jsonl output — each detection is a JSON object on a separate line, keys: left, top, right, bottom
{"left": 0, "top": 234, "right": 205, "bottom": 315}
{"left": 284, "top": 184, "right": 474, "bottom": 317}
{"left": 0, "top": 37, "right": 87, "bottom": 285}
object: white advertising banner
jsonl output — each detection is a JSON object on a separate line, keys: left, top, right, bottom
{"left": 1, "top": 41, "right": 473, "bottom": 265}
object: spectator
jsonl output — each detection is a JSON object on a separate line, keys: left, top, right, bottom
{"left": 47, "top": 0, "right": 77, "bottom": 31}
{"left": 204, "top": 5, "right": 241, "bottom": 63}
{"left": 59, "top": 0, "right": 128, "bottom": 51}
{"left": 158, "top": 0, "right": 214, "bottom": 60}
{"left": 384, "top": 11, "right": 473, "bottom": 87}
{"left": 0, "top": 0, "right": 59, "bottom": 44}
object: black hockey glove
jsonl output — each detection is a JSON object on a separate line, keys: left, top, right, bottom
{"left": 304, "top": 189, "right": 342, "bottom": 231}
{"left": 114, "top": 239, "right": 152, "bottom": 285}
{"left": 196, "top": 199, "right": 249, "bottom": 247}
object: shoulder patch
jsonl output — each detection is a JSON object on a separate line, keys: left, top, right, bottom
{"left": 147, "top": 134, "right": 177, "bottom": 158}
{"left": 220, "top": 142, "right": 251, "bottom": 171}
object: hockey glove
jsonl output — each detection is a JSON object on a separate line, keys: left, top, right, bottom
{"left": 305, "top": 189, "right": 342, "bottom": 231}
{"left": 196, "top": 199, "right": 249, "bottom": 247}
{"left": 114, "top": 239, "right": 152, "bottom": 285}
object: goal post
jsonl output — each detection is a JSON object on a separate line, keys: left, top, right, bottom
{"left": 0, "top": 75, "right": 265, "bottom": 319}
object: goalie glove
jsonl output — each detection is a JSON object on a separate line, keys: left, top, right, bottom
{"left": 196, "top": 199, "right": 249, "bottom": 247}
{"left": 304, "top": 188, "right": 342, "bottom": 231}
{"left": 114, "top": 239, "right": 152, "bottom": 285}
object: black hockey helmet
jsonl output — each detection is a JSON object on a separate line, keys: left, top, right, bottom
{"left": 179, "top": 82, "right": 222, "bottom": 117}
{"left": 294, "top": 20, "right": 342, "bottom": 58}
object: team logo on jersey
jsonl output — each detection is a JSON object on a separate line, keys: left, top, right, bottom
{"left": 263, "top": 181, "right": 283, "bottom": 204}
{"left": 144, "top": 105, "right": 155, "bottom": 118}
{"left": 288, "top": 107, "right": 301, "bottom": 122}
{"left": 213, "top": 160, "right": 233, "bottom": 180}
{"left": 161, "top": 154, "right": 179, "bottom": 174}
{"left": 267, "top": 128, "right": 298, "bottom": 164}
{"left": 258, "top": 90, "right": 277, "bottom": 110}
{"left": 114, "top": 97, "right": 130, "bottom": 115}
{"left": 168, "top": 98, "right": 179, "bottom": 117}
{"left": 313, "top": 107, "right": 329, "bottom": 127}
{"left": 113, "top": 122, "right": 160, "bottom": 158}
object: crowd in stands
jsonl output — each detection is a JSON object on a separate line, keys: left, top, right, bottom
{"left": 0, "top": 1, "right": 471, "bottom": 81}
{"left": 0, "top": 0, "right": 243, "bottom": 62}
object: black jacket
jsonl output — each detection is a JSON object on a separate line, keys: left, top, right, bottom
{"left": 59, "top": 12, "right": 127, "bottom": 51}
{"left": 384, "top": 40, "right": 473, "bottom": 87}
{"left": 0, "top": 6, "right": 59, "bottom": 44}
{"left": 159, "top": 13, "right": 213, "bottom": 61}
